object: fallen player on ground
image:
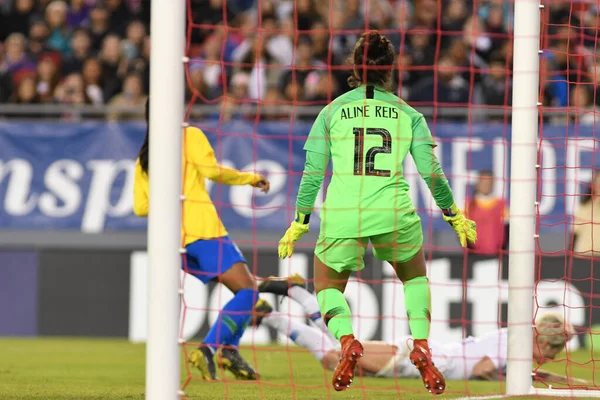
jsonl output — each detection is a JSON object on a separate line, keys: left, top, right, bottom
{"left": 255, "top": 276, "right": 592, "bottom": 385}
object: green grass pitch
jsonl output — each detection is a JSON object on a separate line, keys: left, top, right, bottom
{"left": 0, "top": 338, "right": 597, "bottom": 400}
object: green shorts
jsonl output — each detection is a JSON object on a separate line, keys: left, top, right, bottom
{"left": 314, "top": 217, "right": 423, "bottom": 273}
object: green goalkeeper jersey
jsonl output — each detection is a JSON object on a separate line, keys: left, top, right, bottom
{"left": 300, "top": 85, "right": 453, "bottom": 238}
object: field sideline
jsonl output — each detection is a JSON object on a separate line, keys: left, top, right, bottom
{"left": 0, "top": 338, "right": 597, "bottom": 400}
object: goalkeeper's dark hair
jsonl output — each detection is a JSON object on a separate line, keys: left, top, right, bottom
{"left": 138, "top": 97, "right": 150, "bottom": 174}
{"left": 348, "top": 30, "right": 395, "bottom": 89}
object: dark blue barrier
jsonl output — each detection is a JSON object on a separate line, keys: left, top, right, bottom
{"left": 0, "top": 121, "right": 597, "bottom": 233}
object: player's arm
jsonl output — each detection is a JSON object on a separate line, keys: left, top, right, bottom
{"left": 534, "top": 369, "right": 594, "bottom": 386}
{"left": 471, "top": 356, "right": 500, "bottom": 381}
{"left": 188, "top": 127, "right": 269, "bottom": 191}
{"left": 278, "top": 107, "right": 330, "bottom": 258}
{"left": 296, "top": 107, "right": 330, "bottom": 215}
{"left": 133, "top": 159, "right": 149, "bottom": 217}
{"left": 409, "top": 116, "right": 453, "bottom": 209}
{"left": 409, "top": 115, "right": 477, "bottom": 247}
{"left": 296, "top": 151, "right": 329, "bottom": 215}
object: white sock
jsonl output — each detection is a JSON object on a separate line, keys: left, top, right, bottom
{"left": 263, "top": 312, "right": 335, "bottom": 361}
{"left": 288, "top": 285, "right": 337, "bottom": 343}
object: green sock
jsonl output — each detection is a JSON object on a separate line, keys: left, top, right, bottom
{"left": 317, "top": 288, "right": 354, "bottom": 340}
{"left": 403, "top": 276, "right": 431, "bottom": 340}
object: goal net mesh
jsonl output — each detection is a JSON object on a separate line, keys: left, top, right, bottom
{"left": 178, "top": 0, "right": 600, "bottom": 397}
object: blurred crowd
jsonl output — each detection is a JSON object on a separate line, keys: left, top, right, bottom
{"left": 0, "top": 0, "right": 599, "bottom": 122}
{"left": 0, "top": 0, "right": 150, "bottom": 118}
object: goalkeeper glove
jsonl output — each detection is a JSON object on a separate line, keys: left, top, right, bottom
{"left": 442, "top": 204, "right": 477, "bottom": 247}
{"left": 278, "top": 211, "right": 310, "bottom": 258}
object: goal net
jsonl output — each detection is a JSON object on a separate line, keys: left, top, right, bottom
{"left": 176, "top": 0, "right": 600, "bottom": 398}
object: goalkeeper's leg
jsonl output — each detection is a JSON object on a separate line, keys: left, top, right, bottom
{"left": 391, "top": 248, "right": 445, "bottom": 395}
{"left": 314, "top": 238, "right": 367, "bottom": 392}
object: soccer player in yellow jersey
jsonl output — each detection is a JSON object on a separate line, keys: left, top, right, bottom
{"left": 133, "top": 99, "right": 270, "bottom": 381}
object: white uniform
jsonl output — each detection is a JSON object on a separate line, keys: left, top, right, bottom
{"left": 376, "top": 329, "right": 508, "bottom": 380}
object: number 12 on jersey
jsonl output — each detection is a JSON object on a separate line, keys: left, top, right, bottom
{"left": 353, "top": 127, "right": 392, "bottom": 177}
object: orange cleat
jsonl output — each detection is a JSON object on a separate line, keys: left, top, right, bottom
{"left": 410, "top": 339, "right": 446, "bottom": 395}
{"left": 332, "top": 334, "right": 363, "bottom": 392}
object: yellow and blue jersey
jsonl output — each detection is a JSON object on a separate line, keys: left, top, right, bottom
{"left": 133, "top": 126, "right": 260, "bottom": 246}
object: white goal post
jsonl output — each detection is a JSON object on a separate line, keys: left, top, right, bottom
{"left": 145, "top": 1, "right": 185, "bottom": 400}
{"left": 506, "top": 0, "right": 540, "bottom": 394}
{"left": 507, "top": 0, "right": 599, "bottom": 397}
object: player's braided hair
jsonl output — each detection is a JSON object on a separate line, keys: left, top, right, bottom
{"left": 138, "top": 97, "right": 150, "bottom": 174}
{"left": 348, "top": 30, "right": 395, "bottom": 89}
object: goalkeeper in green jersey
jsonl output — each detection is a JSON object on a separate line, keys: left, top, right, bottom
{"left": 278, "top": 31, "right": 477, "bottom": 394}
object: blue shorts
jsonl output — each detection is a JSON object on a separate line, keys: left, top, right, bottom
{"left": 183, "top": 236, "right": 247, "bottom": 284}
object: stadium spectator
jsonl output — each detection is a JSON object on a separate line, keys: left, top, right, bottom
{"left": 67, "top": 0, "right": 89, "bottom": 28}
{"left": 232, "top": 28, "right": 286, "bottom": 100}
{"left": 10, "top": 74, "right": 39, "bottom": 104}
{"left": 108, "top": 73, "right": 146, "bottom": 120}
{"left": 480, "top": 55, "right": 512, "bottom": 109}
{"left": 540, "top": 53, "right": 568, "bottom": 108}
{"left": 412, "top": 0, "right": 436, "bottom": 27}
{"left": 589, "top": 62, "right": 600, "bottom": 107}
{"left": 86, "top": 3, "right": 109, "bottom": 50}
{"left": 278, "top": 37, "right": 324, "bottom": 102}
{"left": 483, "top": 3, "right": 509, "bottom": 51}
{"left": 479, "top": 0, "right": 512, "bottom": 31}
{"left": 463, "top": 15, "right": 493, "bottom": 61}
{"left": 190, "top": 35, "right": 224, "bottom": 100}
{"left": 309, "top": 19, "right": 333, "bottom": 63}
{"left": 6, "top": 0, "right": 36, "bottom": 37}
{"left": 0, "top": 0, "right": 596, "bottom": 122}
{"left": 4, "top": 74, "right": 45, "bottom": 118}
{"left": 121, "top": 20, "right": 146, "bottom": 61}
{"left": 127, "top": 34, "right": 149, "bottom": 93}
{"left": 36, "top": 52, "right": 60, "bottom": 102}
{"left": 232, "top": 15, "right": 292, "bottom": 69}
{"left": 209, "top": 23, "right": 243, "bottom": 64}
{"left": 105, "top": 0, "right": 133, "bottom": 37}
{"left": 306, "top": 73, "right": 339, "bottom": 103}
{"left": 264, "top": 16, "right": 294, "bottom": 66}
{"left": 283, "top": 78, "right": 304, "bottom": 102}
{"left": 100, "top": 34, "right": 126, "bottom": 102}
{"left": 62, "top": 28, "right": 92, "bottom": 74}
{"left": 294, "top": 0, "right": 319, "bottom": 32}
{"left": 442, "top": 0, "right": 468, "bottom": 38}
{"left": 366, "top": 0, "right": 394, "bottom": 31}
{"left": 189, "top": 0, "right": 235, "bottom": 44}
{"left": 261, "top": 86, "right": 288, "bottom": 120}
{"left": 82, "top": 57, "right": 103, "bottom": 105}
{"left": 54, "top": 72, "right": 89, "bottom": 105}
{"left": 342, "top": 0, "right": 364, "bottom": 31}
{"left": 220, "top": 71, "right": 252, "bottom": 121}
{"left": 1, "top": 33, "right": 35, "bottom": 75}
{"left": 447, "top": 38, "right": 484, "bottom": 87}
{"left": 466, "top": 170, "right": 509, "bottom": 255}
{"left": 409, "top": 55, "right": 469, "bottom": 106}
{"left": 188, "top": 61, "right": 205, "bottom": 101}
{"left": 28, "top": 20, "right": 51, "bottom": 59}
{"left": 394, "top": 52, "right": 413, "bottom": 99}
{"left": 0, "top": 69, "right": 13, "bottom": 102}
{"left": 572, "top": 171, "right": 600, "bottom": 257}
{"left": 329, "top": 9, "right": 356, "bottom": 61}
{"left": 45, "top": 0, "right": 71, "bottom": 55}
{"left": 405, "top": 26, "right": 435, "bottom": 83}
{"left": 570, "top": 84, "right": 599, "bottom": 125}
